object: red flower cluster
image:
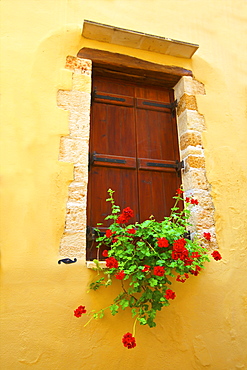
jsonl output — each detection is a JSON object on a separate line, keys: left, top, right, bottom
{"left": 190, "top": 265, "right": 201, "bottom": 276}
{"left": 211, "top": 251, "right": 222, "bottom": 261}
{"left": 157, "top": 237, "right": 169, "bottom": 248}
{"left": 165, "top": 289, "right": 176, "bottom": 300}
{"left": 74, "top": 305, "right": 86, "bottom": 317}
{"left": 177, "top": 188, "right": 184, "bottom": 194}
{"left": 176, "top": 273, "right": 189, "bottom": 283}
{"left": 203, "top": 232, "right": 211, "bottom": 241}
{"left": 105, "top": 256, "right": 119, "bottom": 269}
{"left": 122, "top": 332, "right": 136, "bottom": 349}
{"left": 127, "top": 228, "right": 136, "bottom": 234}
{"left": 117, "top": 207, "right": 134, "bottom": 224}
{"left": 102, "top": 250, "right": 108, "bottom": 257}
{"left": 105, "top": 229, "right": 114, "bottom": 238}
{"left": 172, "top": 238, "right": 189, "bottom": 261}
{"left": 115, "top": 271, "right": 125, "bottom": 280}
{"left": 142, "top": 264, "right": 150, "bottom": 272}
{"left": 153, "top": 266, "right": 165, "bottom": 277}
{"left": 186, "top": 197, "right": 199, "bottom": 205}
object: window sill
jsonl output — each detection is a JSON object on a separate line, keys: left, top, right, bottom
{"left": 86, "top": 260, "right": 106, "bottom": 269}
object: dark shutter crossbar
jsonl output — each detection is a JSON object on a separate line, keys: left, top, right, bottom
{"left": 94, "top": 156, "right": 126, "bottom": 164}
{"left": 93, "top": 92, "right": 125, "bottom": 102}
{"left": 146, "top": 160, "right": 184, "bottom": 171}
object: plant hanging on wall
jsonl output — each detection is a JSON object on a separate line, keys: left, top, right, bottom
{"left": 74, "top": 188, "right": 222, "bottom": 349}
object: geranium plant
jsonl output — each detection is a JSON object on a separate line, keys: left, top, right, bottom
{"left": 74, "top": 188, "right": 222, "bottom": 349}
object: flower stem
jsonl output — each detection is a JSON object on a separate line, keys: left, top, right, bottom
{"left": 132, "top": 316, "right": 138, "bottom": 338}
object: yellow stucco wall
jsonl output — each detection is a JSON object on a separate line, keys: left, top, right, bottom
{"left": 1, "top": 1, "right": 247, "bottom": 369}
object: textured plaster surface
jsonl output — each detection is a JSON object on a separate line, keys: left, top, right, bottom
{"left": 1, "top": 0, "right": 247, "bottom": 369}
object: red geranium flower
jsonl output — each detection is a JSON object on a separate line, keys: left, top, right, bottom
{"left": 176, "top": 274, "right": 189, "bottom": 283}
{"left": 127, "top": 228, "right": 136, "bottom": 234}
{"left": 142, "top": 265, "right": 150, "bottom": 272}
{"left": 157, "top": 237, "right": 169, "bottom": 248}
{"left": 203, "top": 232, "right": 211, "bottom": 241}
{"left": 105, "top": 229, "right": 113, "bottom": 238}
{"left": 190, "top": 265, "right": 201, "bottom": 276}
{"left": 165, "top": 289, "right": 176, "bottom": 300}
{"left": 176, "top": 188, "right": 184, "bottom": 194}
{"left": 185, "top": 197, "right": 191, "bottom": 203}
{"left": 122, "top": 332, "right": 136, "bottom": 349}
{"left": 105, "top": 257, "right": 119, "bottom": 269}
{"left": 117, "top": 207, "right": 134, "bottom": 224}
{"left": 115, "top": 271, "right": 125, "bottom": 280}
{"left": 74, "top": 305, "right": 86, "bottom": 317}
{"left": 102, "top": 250, "right": 108, "bottom": 257}
{"left": 211, "top": 251, "right": 222, "bottom": 261}
{"left": 191, "top": 252, "right": 201, "bottom": 259}
{"left": 172, "top": 238, "right": 188, "bottom": 260}
{"left": 190, "top": 198, "right": 199, "bottom": 205}
{"left": 153, "top": 266, "right": 165, "bottom": 277}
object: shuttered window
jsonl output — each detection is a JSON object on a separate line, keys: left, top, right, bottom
{"left": 87, "top": 75, "right": 181, "bottom": 260}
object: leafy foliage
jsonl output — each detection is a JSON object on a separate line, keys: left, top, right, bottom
{"left": 89, "top": 189, "right": 211, "bottom": 328}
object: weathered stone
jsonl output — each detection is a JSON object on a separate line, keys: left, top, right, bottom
{"left": 180, "top": 131, "right": 202, "bottom": 150}
{"left": 181, "top": 147, "right": 204, "bottom": 160}
{"left": 65, "top": 56, "right": 92, "bottom": 75}
{"left": 68, "top": 182, "right": 87, "bottom": 203}
{"left": 177, "top": 94, "right": 198, "bottom": 116}
{"left": 65, "top": 207, "right": 86, "bottom": 231}
{"left": 59, "top": 231, "right": 86, "bottom": 258}
{"left": 59, "top": 137, "right": 89, "bottom": 164}
{"left": 182, "top": 170, "right": 209, "bottom": 191}
{"left": 72, "top": 73, "right": 91, "bottom": 93}
{"left": 177, "top": 109, "right": 206, "bottom": 134}
{"left": 186, "top": 155, "right": 205, "bottom": 169}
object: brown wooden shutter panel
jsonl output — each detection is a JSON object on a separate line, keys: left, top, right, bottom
{"left": 87, "top": 76, "right": 181, "bottom": 260}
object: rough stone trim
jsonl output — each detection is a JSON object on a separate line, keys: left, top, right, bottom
{"left": 57, "top": 60, "right": 217, "bottom": 259}
{"left": 57, "top": 56, "right": 92, "bottom": 259}
{"left": 174, "top": 76, "right": 217, "bottom": 249}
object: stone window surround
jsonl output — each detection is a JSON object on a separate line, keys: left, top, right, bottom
{"left": 57, "top": 55, "right": 217, "bottom": 262}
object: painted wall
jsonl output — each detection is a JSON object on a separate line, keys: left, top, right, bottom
{"left": 1, "top": 0, "right": 247, "bottom": 369}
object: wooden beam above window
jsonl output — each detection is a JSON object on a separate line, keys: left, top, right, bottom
{"left": 77, "top": 48, "right": 193, "bottom": 88}
{"left": 82, "top": 20, "right": 199, "bottom": 59}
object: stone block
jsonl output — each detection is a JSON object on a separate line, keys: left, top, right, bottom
{"left": 72, "top": 73, "right": 91, "bottom": 93}
{"left": 59, "top": 137, "right": 89, "bottom": 164}
{"left": 186, "top": 155, "right": 205, "bottom": 169}
{"left": 180, "top": 132, "right": 202, "bottom": 150}
{"left": 182, "top": 170, "right": 209, "bottom": 191}
{"left": 68, "top": 182, "right": 87, "bottom": 203}
{"left": 65, "top": 207, "right": 86, "bottom": 231}
{"left": 177, "top": 109, "right": 206, "bottom": 135}
{"left": 181, "top": 147, "right": 204, "bottom": 160}
{"left": 59, "top": 231, "right": 86, "bottom": 258}
{"left": 65, "top": 56, "right": 92, "bottom": 76}
{"left": 68, "top": 111, "right": 90, "bottom": 138}
{"left": 177, "top": 94, "right": 198, "bottom": 116}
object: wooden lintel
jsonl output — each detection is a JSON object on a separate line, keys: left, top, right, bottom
{"left": 77, "top": 48, "right": 193, "bottom": 88}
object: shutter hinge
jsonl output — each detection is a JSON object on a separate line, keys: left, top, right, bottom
{"left": 175, "top": 160, "right": 184, "bottom": 176}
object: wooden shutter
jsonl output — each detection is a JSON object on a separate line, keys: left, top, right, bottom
{"left": 87, "top": 76, "right": 181, "bottom": 260}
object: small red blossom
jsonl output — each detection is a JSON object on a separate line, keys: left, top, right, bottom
{"left": 165, "top": 289, "right": 176, "bottom": 300}
{"left": 112, "top": 237, "right": 118, "bottom": 243}
{"left": 204, "top": 232, "right": 211, "bottom": 241}
{"left": 142, "top": 265, "right": 150, "bottom": 272}
{"left": 105, "top": 229, "right": 113, "bottom": 238}
{"left": 105, "top": 257, "right": 119, "bottom": 269}
{"left": 191, "top": 252, "right": 201, "bottom": 259}
{"left": 153, "top": 266, "right": 165, "bottom": 277}
{"left": 184, "top": 257, "right": 193, "bottom": 266}
{"left": 176, "top": 274, "right": 189, "bottom": 283}
{"left": 122, "top": 332, "right": 136, "bottom": 349}
{"left": 127, "top": 228, "right": 136, "bottom": 235}
{"left": 172, "top": 238, "right": 188, "bottom": 260}
{"left": 185, "top": 197, "right": 191, "bottom": 203}
{"left": 190, "top": 198, "right": 199, "bottom": 205}
{"left": 211, "top": 251, "right": 222, "bottom": 261}
{"left": 74, "top": 305, "right": 86, "bottom": 317}
{"left": 117, "top": 207, "right": 134, "bottom": 224}
{"left": 190, "top": 265, "right": 201, "bottom": 276}
{"left": 102, "top": 250, "right": 108, "bottom": 257}
{"left": 176, "top": 188, "right": 184, "bottom": 194}
{"left": 157, "top": 237, "right": 169, "bottom": 248}
{"left": 115, "top": 270, "right": 125, "bottom": 280}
